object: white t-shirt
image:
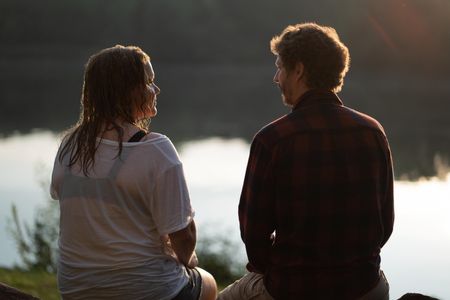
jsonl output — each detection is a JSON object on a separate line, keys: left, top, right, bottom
{"left": 50, "top": 133, "right": 194, "bottom": 300}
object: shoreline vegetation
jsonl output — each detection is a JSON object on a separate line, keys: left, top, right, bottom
{"left": 0, "top": 265, "right": 231, "bottom": 299}
{"left": 5, "top": 201, "right": 244, "bottom": 299}
{"left": 0, "top": 266, "right": 443, "bottom": 300}
{"left": 0, "top": 267, "right": 58, "bottom": 300}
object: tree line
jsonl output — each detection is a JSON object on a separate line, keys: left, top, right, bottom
{"left": 1, "top": 0, "right": 450, "bottom": 74}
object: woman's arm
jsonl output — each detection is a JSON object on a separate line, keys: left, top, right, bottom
{"left": 169, "top": 219, "right": 197, "bottom": 267}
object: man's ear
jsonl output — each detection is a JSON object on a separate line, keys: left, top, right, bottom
{"left": 294, "top": 62, "right": 305, "bottom": 82}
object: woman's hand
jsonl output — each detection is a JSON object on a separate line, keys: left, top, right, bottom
{"left": 187, "top": 251, "right": 199, "bottom": 268}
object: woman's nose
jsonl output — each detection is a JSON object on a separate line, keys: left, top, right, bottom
{"left": 154, "top": 84, "right": 161, "bottom": 95}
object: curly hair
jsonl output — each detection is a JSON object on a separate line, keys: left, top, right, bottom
{"left": 59, "top": 45, "right": 152, "bottom": 175}
{"left": 270, "top": 23, "right": 350, "bottom": 93}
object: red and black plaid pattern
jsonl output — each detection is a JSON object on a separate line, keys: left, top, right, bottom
{"left": 239, "top": 90, "right": 394, "bottom": 299}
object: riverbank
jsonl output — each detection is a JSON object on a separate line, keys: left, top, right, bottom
{"left": 0, "top": 267, "right": 58, "bottom": 299}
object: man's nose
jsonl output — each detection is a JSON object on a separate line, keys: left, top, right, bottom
{"left": 273, "top": 70, "right": 279, "bottom": 83}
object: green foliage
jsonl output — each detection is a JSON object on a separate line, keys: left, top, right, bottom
{"left": 8, "top": 201, "right": 59, "bottom": 273}
{"left": 7, "top": 165, "right": 59, "bottom": 273}
{"left": 196, "top": 228, "right": 246, "bottom": 287}
{"left": 7, "top": 167, "right": 245, "bottom": 288}
{"left": 0, "top": 267, "right": 59, "bottom": 300}
{"left": 9, "top": 198, "right": 246, "bottom": 287}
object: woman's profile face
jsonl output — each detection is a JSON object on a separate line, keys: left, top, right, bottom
{"left": 140, "top": 61, "right": 161, "bottom": 119}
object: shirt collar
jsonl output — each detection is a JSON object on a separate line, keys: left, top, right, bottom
{"left": 292, "top": 89, "right": 343, "bottom": 111}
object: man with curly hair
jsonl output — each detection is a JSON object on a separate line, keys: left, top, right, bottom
{"left": 218, "top": 23, "right": 394, "bottom": 300}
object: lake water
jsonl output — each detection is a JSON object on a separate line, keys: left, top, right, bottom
{"left": 0, "top": 131, "right": 449, "bottom": 299}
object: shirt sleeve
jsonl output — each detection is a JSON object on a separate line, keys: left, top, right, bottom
{"left": 152, "top": 163, "right": 194, "bottom": 236}
{"left": 239, "top": 136, "right": 276, "bottom": 273}
{"left": 380, "top": 134, "right": 394, "bottom": 247}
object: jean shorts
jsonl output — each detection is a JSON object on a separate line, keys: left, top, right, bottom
{"left": 172, "top": 268, "right": 202, "bottom": 300}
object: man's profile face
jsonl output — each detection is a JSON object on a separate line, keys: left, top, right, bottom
{"left": 273, "top": 56, "right": 294, "bottom": 107}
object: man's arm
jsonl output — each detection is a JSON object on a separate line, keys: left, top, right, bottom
{"left": 239, "top": 137, "right": 276, "bottom": 273}
{"left": 169, "top": 219, "right": 198, "bottom": 268}
{"left": 381, "top": 136, "right": 394, "bottom": 247}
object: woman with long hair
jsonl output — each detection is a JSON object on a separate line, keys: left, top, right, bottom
{"left": 50, "top": 45, "right": 217, "bottom": 300}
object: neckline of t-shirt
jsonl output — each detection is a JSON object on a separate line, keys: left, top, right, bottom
{"left": 97, "top": 133, "right": 167, "bottom": 146}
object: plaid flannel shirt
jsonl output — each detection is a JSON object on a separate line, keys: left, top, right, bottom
{"left": 239, "top": 90, "right": 394, "bottom": 300}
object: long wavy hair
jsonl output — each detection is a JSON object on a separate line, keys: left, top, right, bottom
{"left": 59, "top": 45, "right": 152, "bottom": 175}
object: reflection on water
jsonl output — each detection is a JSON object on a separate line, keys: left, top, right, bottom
{"left": 0, "top": 132, "right": 449, "bottom": 299}
{"left": 1, "top": 60, "right": 450, "bottom": 178}
{"left": 384, "top": 177, "right": 450, "bottom": 299}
